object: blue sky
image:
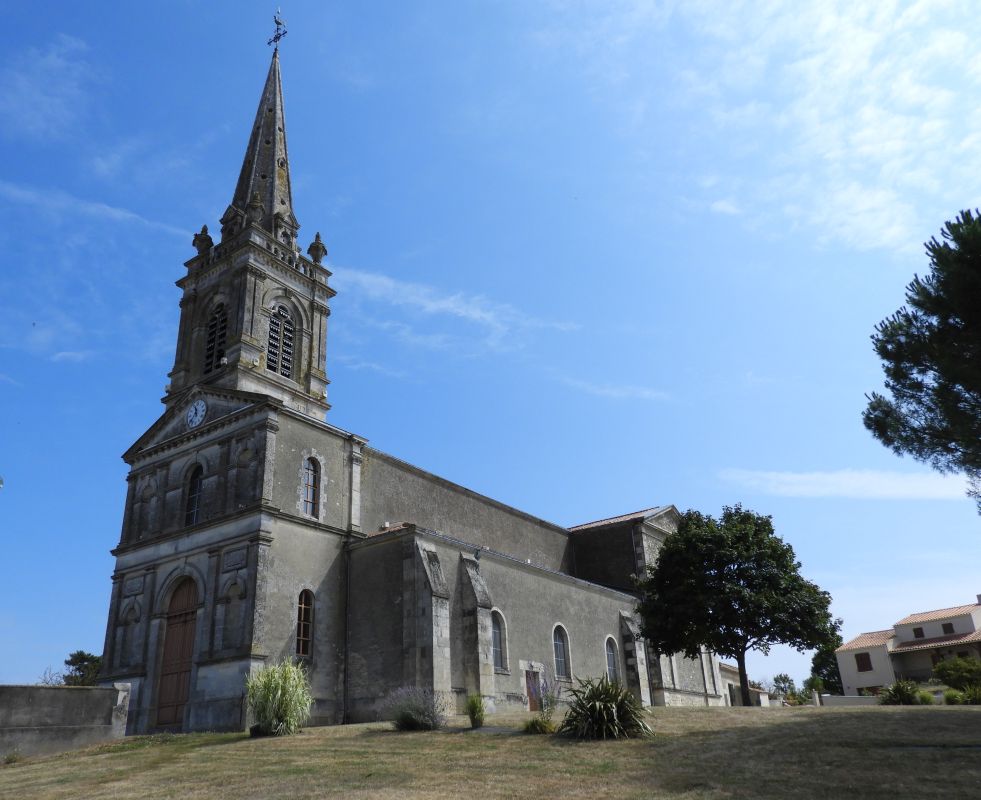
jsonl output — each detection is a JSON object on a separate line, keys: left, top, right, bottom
{"left": 1, "top": 1, "right": 979, "bottom": 688}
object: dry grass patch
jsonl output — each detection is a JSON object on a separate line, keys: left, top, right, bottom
{"left": 2, "top": 707, "right": 980, "bottom": 799}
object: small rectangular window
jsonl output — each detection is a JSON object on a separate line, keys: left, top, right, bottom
{"left": 942, "top": 622, "right": 955, "bottom": 635}
{"left": 912, "top": 627, "right": 924, "bottom": 639}
{"left": 855, "top": 652, "right": 873, "bottom": 672}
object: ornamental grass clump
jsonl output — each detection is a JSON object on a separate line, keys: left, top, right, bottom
{"left": 466, "top": 694, "right": 485, "bottom": 729}
{"left": 961, "top": 684, "right": 981, "bottom": 705}
{"left": 557, "top": 676, "right": 653, "bottom": 740}
{"left": 878, "top": 680, "right": 921, "bottom": 706}
{"left": 383, "top": 687, "right": 448, "bottom": 731}
{"left": 246, "top": 659, "right": 312, "bottom": 737}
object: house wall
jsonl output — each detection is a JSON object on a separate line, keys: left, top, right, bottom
{"left": 838, "top": 644, "right": 895, "bottom": 695}
{"left": 894, "top": 612, "right": 977, "bottom": 642}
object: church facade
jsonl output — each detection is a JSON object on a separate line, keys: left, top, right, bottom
{"left": 99, "top": 51, "right": 725, "bottom": 733}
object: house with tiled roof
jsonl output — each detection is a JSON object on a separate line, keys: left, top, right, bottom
{"left": 835, "top": 596, "right": 981, "bottom": 695}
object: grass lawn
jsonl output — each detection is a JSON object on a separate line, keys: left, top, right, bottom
{"left": 2, "top": 706, "right": 980, "bottom": 799}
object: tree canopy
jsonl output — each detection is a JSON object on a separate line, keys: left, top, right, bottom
{"left": 809, "top": 632, "right": 843, "bottom": 695}
{"left": 635, "top": 505, "right": 840, "bottom": 706}
{"left": 863, "top": 210, "right": 981, "bottom": 511}
{"left": 933, "top": 656, "right": 981, "bottom": 691}
{"left": 62, "top": 650, "right": 103, "bottom": 686}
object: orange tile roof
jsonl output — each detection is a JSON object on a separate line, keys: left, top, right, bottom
{"left": 569, "top": 507, "right": 667, "bottom": 532}
{"left": 895, "top": 603, "right": 979, "bottom": 626}
{"left": 891, "top": 629, "right": 981, "bottom": 654}
{"left": 837, "top": 630, "right": 894, "bottom": 652}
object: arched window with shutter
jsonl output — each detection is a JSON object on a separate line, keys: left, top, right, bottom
{"left": 266, "top": 305, "right": 295, "bottom": 378}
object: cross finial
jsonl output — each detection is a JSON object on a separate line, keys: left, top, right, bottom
{"left": 268, "top": 8, "right": 288, "bottom": 48}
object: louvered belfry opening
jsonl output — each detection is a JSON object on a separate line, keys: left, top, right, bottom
{"left": 203, "top": 305, "right": 228, "bottom": 374}
{"left": 266, "top": 305, "right": 295, "bottom": 378}
{"left": 155, "top": 578, "right": 198, "bottom": 729}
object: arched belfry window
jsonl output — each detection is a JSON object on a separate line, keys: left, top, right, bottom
{"left": 266, "top": 305, "right": 295, "bottom": 378}
{"left": 553, "top": 625, "right": 570, "bottom": 680}
{"left": 303, "top": 458, "right": 320, "bottom": 517}
{"left": 203, "top": 304, "right": 228, "bottom": 374}
{"left": 606, "top": 638, "right": 620, "bottom": 683}
{"left": 296, "top": 590, "right": 314, "bottom": 658}
{"left": 184, "top": 466, "right": 203, "bottom": 527}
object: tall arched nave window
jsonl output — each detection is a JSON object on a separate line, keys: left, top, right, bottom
{"left": 266, "top": 305, "right": 295, "bottom": 378}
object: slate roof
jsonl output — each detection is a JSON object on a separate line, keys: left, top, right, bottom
{"left": 569, "top": 507, "right": 669, "bottom": 532}
{"left": 836, "top": 630, "right": 894, "bottom": 652}
{"left": 895, "top": 603, "right": 979, "bottom": 626}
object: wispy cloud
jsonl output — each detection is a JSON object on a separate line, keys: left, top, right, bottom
{"left": 720, "top": 468, "right": 967, "bottom": 500}
{"left": 51, "top": 350, "right": 95, "bottom": 363}
{"left": 332, "top": 266, "right": 575, "bottom": 349}
{"left": 710, "top": 199, "right": 740, "bottom": 216}
{"left": 538, "top": 2, "right": 981, "bottom": 254}
{"left": 558, "top": 375, "right": 669, "bottom": 401}
{"left": 0, "top": 34, "right": 94, "bottom": 139}
{"left": 0, "top": 180, "right": 186, "bottom": 238}
{"left": 334, "top": 354, "right": 408, "bottom": 379}
{"left": 0, "top": 373, "right": 22, "bottom": 387}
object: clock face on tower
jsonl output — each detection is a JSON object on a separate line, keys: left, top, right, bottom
{"left": 185, "top": 399, "right": 208, "bottom": 429}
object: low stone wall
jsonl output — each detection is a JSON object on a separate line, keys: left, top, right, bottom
{"left": 820, "top": 694, "right": 878, "bottom": 707}
{"left": 0, "top": 683, "right": 130, "bottom": 759}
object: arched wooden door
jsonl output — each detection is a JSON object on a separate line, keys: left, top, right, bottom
{"left": 156, "top": 578, "right": 198, "bottom": 729}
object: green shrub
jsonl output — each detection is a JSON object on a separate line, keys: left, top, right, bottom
{"left": 933, "top": 657, "right": 981, "bottom": 691}
{"left": 3, "top": 750, "right": 22, "bottom": 765}
{"left": 961, "top": 684, "right": 981, "bottom": 705}
{"left": 465, "top": 694, "right": 485, "bottom": 729}
{"left": 383, "top": 687, "right": 447, "bottom": 731}
{"left": 944, "top": 689, "right": 964, "bottom": 705}
{"left": 522, "top": 716, "right": 556, "bottom": 735}
{"left": 878, "top": 680, "right": 920, "bottom": 705}
{"left": 556, "top": 676, "right": 653, "bottom": 740}
{"left": 916, "top": 690, "right": 935, "bottom": 706}
{"left": 245, "top": 659, "right": 312, "bottom": 737}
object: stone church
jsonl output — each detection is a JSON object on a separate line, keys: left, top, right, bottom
{"left": 99, "top": 50, "right": 725, "bottom": 733}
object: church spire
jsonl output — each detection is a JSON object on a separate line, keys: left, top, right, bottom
{"left": 224, "top": 49, "right": 298, "bottom": 242}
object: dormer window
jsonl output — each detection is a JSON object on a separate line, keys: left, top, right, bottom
{"left": 913, "top": 627, "right": 924, "bottom": 639}
{"left": 266, "top": 305, "right": 294, "bottom": 378}
{"left": 204, "top": 305, "right": 228, "bottom": 374}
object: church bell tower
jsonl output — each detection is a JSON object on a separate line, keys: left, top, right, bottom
{"left": 165, "top": 49, "right": 334, "bottom": 419}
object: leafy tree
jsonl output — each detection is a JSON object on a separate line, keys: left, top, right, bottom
{"left": 772, "top": 673, "right": 797, "bottom": 697}
{"left": 809, "top": 633, "right": 843, "bottom": 695}
{"left": 933, "top": 656, "right": 981, "bottom": 691}
{"left": 636, "top": 505, "right": 840, "bottom": 706}
{"left": 62, "top": 651, "right": 103, "bottom": 686}
{"left": 863, "top": 210, "right": 981, "bottom": 511}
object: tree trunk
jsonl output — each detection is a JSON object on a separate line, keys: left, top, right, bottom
{"left": 736, "top": 649, "right": 752, "bottom": 707}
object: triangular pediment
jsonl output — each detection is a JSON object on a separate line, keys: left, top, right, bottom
{"left": 124, "top": 386, "right": 277, "bottom": 462}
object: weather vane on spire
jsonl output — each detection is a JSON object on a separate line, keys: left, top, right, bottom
{"left": 268, "top": 8, "right": 288, "bottom": 48}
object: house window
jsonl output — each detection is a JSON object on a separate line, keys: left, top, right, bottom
{"left": 942, "top": 622, "right": 955, "bottom": 635}
{"left": 184, "top": 466, "right": 203, "bottom": 526}
{"left": 296, "top": 590, "right": 314, "bottom": 658}
{"left": 203, "top": 304, "right": 228, "bottom": 374}
{"left": 913, "top": 627, "right": 924, "bottom": 639}
{"left": 302, "top": 458, "right": 319, "bottom": 517}
{"left": 553, "top": 625, "right": 570, "bottom": 680}
{"left": 855, "top": 652, "right": 873, "bottom": 672}
{"left": 605, "top": 638, "right": 620, "bottom": 683}
{"left": 492, "top": 611, "right": 507, "bottom": 671}
{"left": 266, "top": 305, "right": 295, "bottom": 378}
